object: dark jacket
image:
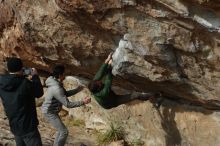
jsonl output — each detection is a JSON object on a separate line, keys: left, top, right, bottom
{"left": 93, "top": 63, "right": 116, "bottom": 109}
{"left": 0, "top": 74, "right": 43, "bottom": 136}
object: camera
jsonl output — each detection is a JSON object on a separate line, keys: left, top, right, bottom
{"left": 23, "top": 68, "right": 32, "bottom": 75}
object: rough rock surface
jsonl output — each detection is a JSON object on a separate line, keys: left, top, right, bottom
{"left": 2, "top": 78, "right": 220, "bottom": 146}
{"left": 0, "top": 0, "right": 220, "bottom": 103}
{"left": 62, "top": 77, "right": 220, "bottom": 146}
{"left": 0, "top": 0, "right": 220, "bottom": 146}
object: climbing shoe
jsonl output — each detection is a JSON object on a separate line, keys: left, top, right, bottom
{"left": 154, "top": 92, "right": 164, "bottom": 109}
{"left": 154, "top": 99, "right": 162, "bottom": 108}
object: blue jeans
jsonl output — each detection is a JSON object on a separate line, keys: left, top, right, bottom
{"left": 44, "top": 113, "right": 68, "bottom": 146}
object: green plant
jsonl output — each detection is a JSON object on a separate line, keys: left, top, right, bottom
{"left": 129, "top": 139, "right": 144, "bottom": 146}
{"left": 98, "top": 122, "right": 125, "bottom": 145}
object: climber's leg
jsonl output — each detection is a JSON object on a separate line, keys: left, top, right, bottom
{"left": 115, "top": 91, "right": 154, "bottom": 105}
{"left": 133, "top": 92, "right": 155, "bottom": 101}
{"left": 115, "top": 94, "right": 134, "bottom": 105}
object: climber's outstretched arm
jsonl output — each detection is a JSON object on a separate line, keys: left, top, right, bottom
{"left": 93, "top": 53, "right": 113, "bottom": 80}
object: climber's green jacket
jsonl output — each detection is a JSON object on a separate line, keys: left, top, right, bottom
{"left": 92, "top": 63, "right": 116, "bottom": 109}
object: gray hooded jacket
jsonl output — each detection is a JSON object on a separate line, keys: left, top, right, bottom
{"left": 41, "top": 76, "right": 84, "bottom": 114}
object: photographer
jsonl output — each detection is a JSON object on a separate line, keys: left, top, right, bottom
{"left": 0, "top": 57, "right": 44, "bottom": 146}
{"left": 41, "top": 65, "right": 91, "bottom": 146}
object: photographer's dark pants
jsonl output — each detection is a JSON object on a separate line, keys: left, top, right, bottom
{"left": 14, "top": 129, "right": 42, "bottom": 146}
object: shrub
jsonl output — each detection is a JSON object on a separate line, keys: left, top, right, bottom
{"left": 98, "top": 122, "right": 125, "bottom": 145}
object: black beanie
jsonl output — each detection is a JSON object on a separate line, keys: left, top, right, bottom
{"left": 7, "top": 57, "right": 23, "bottom": 73}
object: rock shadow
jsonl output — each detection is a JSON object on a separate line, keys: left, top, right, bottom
{"left": 157, "top": 107, "right": 182, "bottom": 146}
{"left": 161, "top": 95, "right": 219, "bottom": 114}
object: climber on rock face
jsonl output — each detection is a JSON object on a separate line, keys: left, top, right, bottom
{"left": 88, "top": 53, "right": 163, "bottom": 109}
